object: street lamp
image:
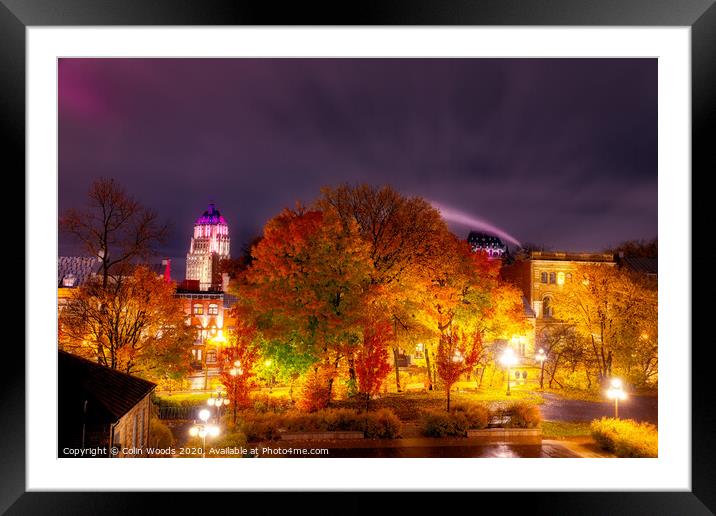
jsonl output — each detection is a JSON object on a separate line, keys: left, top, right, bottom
{"left": 188, "top": 408, "right": 221, "bottom": 458}
{"left": 500, "top": 347, "right": 518, "bottom": 396}
{"left": 229, "top": 360, "right": 244, "bottom": 426}
{"left": 535, "top": 348, "right": 546, "bottom": 390}
{"left": 606, "top": 378, "right": 627, "bottom": 418}
{"left": 207, "top": 390, "right": 230, "bottom": 422}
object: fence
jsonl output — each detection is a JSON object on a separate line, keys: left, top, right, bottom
{"left": 156, "top": 405, "right": 198, "bottom": 421}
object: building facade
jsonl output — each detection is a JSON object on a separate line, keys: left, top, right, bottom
{"left": 58, "top": 350, "right": 156, "bottom": 458}
{"left": 186, "top": 203, "right": 230, "bottom": 291}
{"left": 467, "top": 231, "right": 508, "bottom": 259}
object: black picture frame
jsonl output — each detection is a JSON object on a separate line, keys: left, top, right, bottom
{"left": 4, "top": 0, "right": 713, "bottom": 513}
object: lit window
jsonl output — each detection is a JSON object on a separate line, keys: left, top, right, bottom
{"left": 208, "top": 303, "right": 219, "bottom": 315}
{"left": 193, "top": 304, "right": 204, "bottom": 315}
{"left": 557, "top": 272, "right": 565, "bottom": 285}
{"left": 549, "top": 272, "right": 556, "bottom": 284}
{"left": 540, "top": 272, "right": 548, "bottom": 283}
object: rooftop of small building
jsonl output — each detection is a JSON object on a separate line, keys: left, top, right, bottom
{"left": 58, "top": 350, "right": 156, "bottom": 421}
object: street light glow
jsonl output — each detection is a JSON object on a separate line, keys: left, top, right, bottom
{"left": 500, "top": 347, "right": 517, "bottom": 367}
{"left": 199, "top": 409, "right": 210, "bottom": 422}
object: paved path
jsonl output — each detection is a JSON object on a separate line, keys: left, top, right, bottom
{"left": 540, "top": 393, "right": 658, "bottom": 424}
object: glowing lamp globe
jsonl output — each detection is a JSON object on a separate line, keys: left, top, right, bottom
{"left": 208, "top": 425, "right": 221, "bottom": 438}
{"left": 199, "top": 409, "right": 210, "bottom": 422}
{"left": 189, "top": 427, "right": 199, "bottom": 437}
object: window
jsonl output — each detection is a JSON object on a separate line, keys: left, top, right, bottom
{"left": 566, "top": 273, "right": 572, "bottom": 282}
{"left": 132, "top": 413, "right": 138, "bottom": 448}
{"left": 208, "top": 303, "right": 219, "bottom": 315}
{"left": 542, "top": 297, "right": 553, "bottom": 318}
{"left": 540, "top": 272, "right": 548, "bottom": 283}
{"left": 193, "top": 304, "right": 204, "bottom": 315}
{"left": 549, "top": 272, "right": 556, "bottom": 284}
{"left": 206, "top": 350, "right": 217, "bottom": 363}
{"left": 557, "top": 272, "right": 565, "bottom": 285}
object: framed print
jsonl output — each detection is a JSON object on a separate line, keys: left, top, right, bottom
{"left": 5, "top": 0, "right": 714, "bottom": 513}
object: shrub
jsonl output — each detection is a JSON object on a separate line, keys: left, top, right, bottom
{"left": 211, "top": 432, "right": 248, "bottom": 457}
{"left": 251, "top": 393, "right": 293, "bottom": 414}
{"left": 295, "top": 369, "right": 333, "bottom": 412}
{"left": 504, "top": 402, "right": 542, "bottom": 429}
{"left": 239, "top": 413, "right": 283, "bottom": 442}
{"left": 364, "top": 409, "right": 402, "bottom": 439}
{"left": 147, "top": 417, "right": 174, "bottom": 451}
{"left": 420, "top": 410, "right": 468, "bottom": 437}
{"left": 452, "top": 402, "right": 490, "bottom": 430}
{"left": 590, "top": 418, "right": 658, "bottom": 458}
{"left": 251, "top": 408, "right": 402, "bottom": 439}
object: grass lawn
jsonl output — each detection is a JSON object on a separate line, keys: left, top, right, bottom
{"left": 541, "top": 421, "right": 592, "bottom": 439}
{"left": 333, "top": 388, "right": 543, "bottom": 422}
{"left": 155, "top": 391, "right": 211, "bottom": 403}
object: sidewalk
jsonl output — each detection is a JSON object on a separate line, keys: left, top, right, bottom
{"left": 542, "top": 437, "right": 615, "bottom": 458}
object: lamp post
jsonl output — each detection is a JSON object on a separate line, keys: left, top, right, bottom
{"left": 229, "top": 360, "right": 243, "bottom": 426}
{"left": 207, "top": 390, "right": 230, "bottom": 422}
{"left": 188, "top": 408, "right": 220, "bottom": 458}
{"left": 606, "top": 378, "right": 627, "bottom": 418}
{"left": 500, "top": 347, "right": 518, "bottom": 396}
{"left": 535, "top": 348, "right": 546, "bottom": 390}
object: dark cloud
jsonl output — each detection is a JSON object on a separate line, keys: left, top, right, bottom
{"left": 59, "top": 58, "right": 657, "bottom": 277}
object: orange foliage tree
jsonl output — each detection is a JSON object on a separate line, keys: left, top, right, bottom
{"left": 435, "top": 329, "right": 483, "bottom": 411}
{"left": 355, "top": 320, "right": 393, "bottom": 410}
{"left": 219, "top": 320, "right": 261, "bottom": 416}
{"left": 59, "top": 266, "right": 192, "bottom": 380}
{"left": 236, "top": 205, "right": 374, "bottom": 405}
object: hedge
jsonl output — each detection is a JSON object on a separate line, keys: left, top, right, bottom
{"left": 590, "top": 417, "right": 658, "bottom": 458}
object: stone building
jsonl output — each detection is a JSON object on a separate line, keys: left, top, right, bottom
{"left": 186, "top": 203, "right": 230, "bottom": 291}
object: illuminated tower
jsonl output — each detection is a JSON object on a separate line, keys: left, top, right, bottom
{"left": 186, "top": 202, "right": 230, "bottom": 291}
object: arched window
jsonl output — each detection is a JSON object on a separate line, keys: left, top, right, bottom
{"left": 549, "top": 272, "right": 556, "bottom": 284}
{"left": 542, "top": 297, "right": 553, "bottom": 318}
{"left": 540, "top": 272, "right": 548, "bottom": 283}
{"left": 557, "top": 272, "right": 565, "bottom": 285}
{"left": 193, "top": 304, "right": 204, "bottom": 315}
{"left": 208, "top": 303, "right": 219, "bottom": 315}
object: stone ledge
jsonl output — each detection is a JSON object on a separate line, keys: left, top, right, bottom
{"left": 280, "top": 431, "right": 365, "bottom": 441}
{"left": 466, "top": 428, "right": 542, "bottom": 444}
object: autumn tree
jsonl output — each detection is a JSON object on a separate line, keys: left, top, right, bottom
{"left": 435, "top": 329, "right": 483, "bottom": 411}
{"left": 219, "top": 320, "right": 261, "bottom": 417}
{"left": 235, "top": 204, "right": 374, "bottom": 403}
{"left": 59, "top": 266, "right": 193, "bottom": 379}
{"left": 60, "top": 178, "right": 168, "bottom": 289}
{"left": 355, "top": 320, "right": 393, "bottom": 410}
{"left": 316, "top": 184, "right": 450, "bottom": 390}
{"left": 551, "top": 263, "right": 658, "bottom": 384}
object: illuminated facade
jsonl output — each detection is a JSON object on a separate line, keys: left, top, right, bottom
{"left": 186, "top": 203, "right": 230, "bottom": 291}
{"left": 467, "top": 231, "right": 507, "bottom": 259}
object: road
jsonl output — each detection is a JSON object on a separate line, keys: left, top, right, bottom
{"left": 257, "top": 440, "right": 581, "bottom": 458}
{"left": 540, "top": 392, "right": 658, "bottom": 424}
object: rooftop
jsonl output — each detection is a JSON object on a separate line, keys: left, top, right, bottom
{"left": 58, "top": 350, "right": 156, "bottom": 421}
{"left": 530, "top": 251, "right": 615, "bottom": 263}
{"left": 195, "top": 202, "right": 227, "bottom": 226}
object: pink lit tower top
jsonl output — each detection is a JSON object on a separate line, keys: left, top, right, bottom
{"left": 185, "top": 202, "right": 230, "bottom": 291}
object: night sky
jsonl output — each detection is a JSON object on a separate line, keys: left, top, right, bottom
{"left": 59, "top": 58, "right": 657, "bottom": 278}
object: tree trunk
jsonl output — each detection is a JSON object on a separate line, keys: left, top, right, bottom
{"left": 424, "top": 346, "right": 433, "bottom": 391}
{"left": 392, "top": 347, "right": 401, "bottom": 392}
{"left": 446, "top": 384, "right": 451, "bottom": 412}
{"left": 479, "top": 367, "right": 486, "bottom": 388}
{"left": 348, "top": 355, "right": 356, "bottom": 382}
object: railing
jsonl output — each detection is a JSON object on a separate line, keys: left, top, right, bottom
{"left": 156, "top": 405, "right": 197, "bottom": 420}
